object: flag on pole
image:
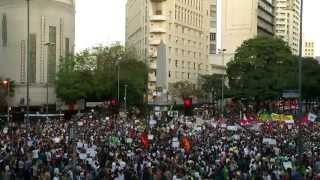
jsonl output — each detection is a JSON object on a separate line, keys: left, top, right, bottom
{"left": 240, "top": 114, "right": 249, "bottom": 125}
{"left": 302, "top": 116, "right": 309, "bottom": 125}
{"left": 140, "top": 132, "right": 149, "bottom": 150}
{"left": 181, "top": 136, "right": 192, "bottom": 153}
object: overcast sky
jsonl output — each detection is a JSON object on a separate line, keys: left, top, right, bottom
{"left": 75, "top": 0, "right": 320, "bottom": 56}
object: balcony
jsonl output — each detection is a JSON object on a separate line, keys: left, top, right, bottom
{"left": 149, "top": 39, "right": 161, "bottom": 45}
{"left": 150, "top": 0, "right": 166, "bottom": 2}
{"left": 150, "top": 27, "right": 166, "bottom": 33}
{"left": 150, "top": 15, "right": 167, "bottom": 21}
{"left": 149, "top": 74, "right": 156, "bottom": 82}
{"left": 150, "top": 62, "right": 157, "bottom": 69}
{"left": 149, "top": 51, "right": 157, "bottom": 58}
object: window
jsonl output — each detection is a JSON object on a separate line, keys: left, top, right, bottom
{"left": 209, "top": 43, "right": 216, "bottom": 54}
{"left": 65, "top": 37, "right": 70, "bottom": 57}
{"left": 20, "top": 40, "right": 26, "bottom": 82}
{"left": 48, "top": 26, "right": 57, "bottom": 83}
{"left": 30, "top": 34, "right": 37, "bottom": 83}
{"left": 210, "top": 20, "right": 216, "bottom": 28}
{"left": 169, "top": 71, "right": 171, "bottom": 78}
{"left": 2, "top": 14, "right": 7, "bottom": 47}
{"left": 210, "top": 5, "right": 216, "bottom": 17}
{"left": 155, "top": 10, "right": 162, "bottom": 15}
{"left": 175, "top": 60, "right": 178, "bottom": 67}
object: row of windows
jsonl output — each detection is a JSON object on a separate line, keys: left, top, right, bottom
{"left": 210, "top": 33, "right": 216, "bottom": 41}
{"left": 305, "top": 42, "right": 314, "bottom": 47}
{"left": 304, "top": 48, "right": 314, "bottom": 52}
{"left": 258, "top": 0, "right": 274, "bottom": 15}
{"left": 175, "top": 5, "right": 203, "bottom": 28}
{"left": 176, "top": 0, "right": 202, "bottom": 11}
{"left": 168, "top": 59, "right": 209, "bottom": 71}
{"left": 169, "top": 23, "right": 204, "bottom": 39}
{"left": 2, "top": 14, "right": 7, "bottom": 47}
{"left": 167, "top": 35, "right": 205, "bottom": 49}
{"left": 168, "top": 47, "right": 204, "bottom": 59}
{"left": 168, "top": 71, "right": 198, "bottom": 80}
{"left": 210, "top": 5, "right": 216, "bottom": 17}
{"left": 304, "top": 53, "right": 314, "bottom": 57}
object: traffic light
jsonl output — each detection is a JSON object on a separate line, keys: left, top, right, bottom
{"left": 183, "top": 98, "right": 193, "bottom": 116}
{"left": 110, "top": 98, "right": 120, "bottom": 114}
{"left": 111, "top": 98, "right": 119, "bottom": 106}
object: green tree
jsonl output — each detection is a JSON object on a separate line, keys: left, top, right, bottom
{"left": 170, "top": 81, "right": 204, "bottom": 101}
{"left": 200, "top": 74, "right": 229, "bottom": 100}
{"left": 300, "top": 57, "right": 320, "bottom": 99}
{"left": 227, "top": 36, "right": 296, "bottom": 101}
{"left": 55, "top": 44, "right": 147, "bottom": 107}
{"left": 55, "top": 56, "right": 90, "bottom": 103}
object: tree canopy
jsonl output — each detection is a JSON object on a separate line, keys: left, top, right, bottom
{"left": 55, "top": 44, "right": 147, "bottom": 106}
{"left": 226, "top": 37, "right": 298, "bottom": 100}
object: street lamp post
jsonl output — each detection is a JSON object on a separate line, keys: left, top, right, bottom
{"left": 26, "top": 0, "right": 30, "bottom": 125}
{"left": 196, "top": 63, "right": 203, "bottom": 104}
{"left": 124, "top": 84, "right": 128, "bottom": 116}
{"left": 298, "top": 0, "right": 304, "bottom": 161}
{"left": 44, "top": 42, "right": 56, "bottom": 119}
{"left": 117, "top": 64, "right": 120, "bottom": 101}
{"left": 218, "top": 49, "right": 226, "bottom": 118}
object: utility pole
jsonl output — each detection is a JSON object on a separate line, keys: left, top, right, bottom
{"left": 44, "top": 42, "right": 55, "bottom": 119}
{"left": 117, "top": 64, "right": 120, "bottom": 101}
{"left": 298, "top": 0, "right": 304, "bottom": 162}
{"left": 124, "top": 84, "right": 127, "bottom": 116}
{"left": 218, "top": 49, "right": 226, "bottom": 119}
{"left": 26, "top": 0, "right": 30, "bottom": 125}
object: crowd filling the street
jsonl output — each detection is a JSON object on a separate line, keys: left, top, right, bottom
{"left": 1, "top": 108, "right": 320, "bottom": 180}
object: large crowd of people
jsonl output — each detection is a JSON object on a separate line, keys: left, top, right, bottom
{"left": 1, "top": 111, "right": 320, "bottom": 179}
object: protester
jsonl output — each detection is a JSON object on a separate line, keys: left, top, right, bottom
{"left": 1, "top": 111, "right": 320, "bottom": 179}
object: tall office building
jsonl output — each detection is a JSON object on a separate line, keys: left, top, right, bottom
{"left": 220, "top": 0, "right": 275, "bottom": 62}
{"left": 208, "top": 0, "right": 225, "bottom": 75}
{"left": 209, "top": 0, "right": 217, "bottom": 55}
{"left": 0, "top": 0, "right": 75, "bottom": 108}
{"left": 303, "top": 40, "right": 315, "bottom": 58}
{"left": 126, "top": 0, "right": 211, "bottom": 94}
{"left": 274, "top": 0, "right": 300, "bottom": 55}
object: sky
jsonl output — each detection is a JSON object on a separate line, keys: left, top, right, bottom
{"left": 75, "top": 0, "right": 320, "bottom": 56}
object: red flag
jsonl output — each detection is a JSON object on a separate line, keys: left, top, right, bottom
{"left": 140, "top": 132, "right": 149, "bottom": 150}
{"left": 247, "top": 115, "right": 257, "bottom": 122}
{"left": 240, "top": 114, "right": 249, "bottom": 126}
{"left": 181, "top": 136, "right": 192, "bottom": 153}
{"left": 302, "top": 116, "right": 309, "bottom": 125}
{"left": 183, "top": 98, "right": 192, "bottom": 108}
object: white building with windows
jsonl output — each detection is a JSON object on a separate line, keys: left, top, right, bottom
{"left": 0, "top": 0, "right": 75, "bottom": 108}
{"left": 274, "top": 0, "right": 300, "bottom": 55}
{"left": 303, "top": 40, "right": 315, "bottom": 58}
{"left": 126, "top": 0, "right": 211, "bottom": 95}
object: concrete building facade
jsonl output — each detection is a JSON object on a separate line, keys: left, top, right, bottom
{"left": 220, "top": 0, "right": 275, "bottom": 64}
{"left": 126, "top": 0, "right": 211, "bottom": 95}
{"left": 303, "top": 40, "right": 315, "bottom": 58}
{"left": 274, "top": 0, "right": 300, "bottom": 55}
{"left": 0, "top": 0, "right": 75, "bottom": 108}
